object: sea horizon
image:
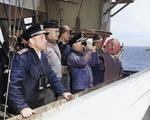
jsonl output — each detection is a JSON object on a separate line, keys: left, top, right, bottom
{"left": 120, "top": 46, "right": 150, "bottom": 72}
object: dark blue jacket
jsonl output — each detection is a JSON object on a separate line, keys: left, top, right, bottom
{"left": 92, "top": 50, "right": 105, "bottom": 86}
{"left": 67, "top": 49, "right": 99, "bottom": 89}
{"left": 8, "top": 46, "right": 65, "bottom": 114}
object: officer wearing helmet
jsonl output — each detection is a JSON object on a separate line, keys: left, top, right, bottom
{"left": 57, "top": 25, "right": 72, "bottom": 92}
{"left": 8, "top": 23, "right": 73, "bottom": 118}
{"left": 58, "top": 25, "right": 72, "bottom": 44}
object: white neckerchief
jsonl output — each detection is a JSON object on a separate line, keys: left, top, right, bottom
{"left": 37, "top": 52, "right": 41, "bottom": 59}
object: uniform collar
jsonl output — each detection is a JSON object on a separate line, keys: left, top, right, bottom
{"left": 27, "top": 45, "right": 42, "bottom": 59}
{"left": 70, "top": 48, "right": 83, "bottom": 56}
{"left": 37, "top": 52, "right": 41, "bottom": 59}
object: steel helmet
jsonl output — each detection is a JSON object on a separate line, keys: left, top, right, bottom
{"left": 59, "top": 25, "right": 72, "bottom": 38}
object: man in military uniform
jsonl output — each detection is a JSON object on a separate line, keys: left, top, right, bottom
{"left": 43, "top": 20, "right": 62, "bottom": 104}
{"left": 67, "top": 32, "right": 99, "bottom": 94}
{"left": 8, "top": 23, "right": 73, "bottom": 118}
{"left": 91, "top": 34, "right": 105, "bottom": 86}
{"left": 44, "top": 20, "right": 61, "bottom": 81}
{"left": 57, "top": 25, "right": 72, "bottom": 92}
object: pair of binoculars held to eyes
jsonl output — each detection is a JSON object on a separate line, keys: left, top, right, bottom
{"left": 38, "top": 73, "right": 50, "bottom": 91}
{"left": 81, "top": 41, "right": 96, "bottom": 46}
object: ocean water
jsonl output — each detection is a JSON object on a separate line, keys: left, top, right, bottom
{"left": 120, "top": 46, "right": 150, "bottom": 72}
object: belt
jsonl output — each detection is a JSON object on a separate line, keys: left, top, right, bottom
{"left": 61, "top": 66, "right": 69, "bottom": 74}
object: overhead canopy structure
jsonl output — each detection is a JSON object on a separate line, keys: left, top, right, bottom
{"left": 104, "top": 0, "right": 135, "bottom": 17}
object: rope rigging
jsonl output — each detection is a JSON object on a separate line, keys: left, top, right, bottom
{"left": 3, "top": 0, "right": 25, "bottom": 119}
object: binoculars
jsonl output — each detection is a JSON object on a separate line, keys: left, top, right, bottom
{"left": 38, "top": 73, "right": 50, "bottom": 91}
{"left": 81, "top": 41, "right": 96, "bottom": 46}
{"left": 82, "top": 41, "right": 87, "bottom": 46}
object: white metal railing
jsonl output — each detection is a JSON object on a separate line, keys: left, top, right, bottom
{"left": 7, "top": 67, "right": 150, "bottom": 120}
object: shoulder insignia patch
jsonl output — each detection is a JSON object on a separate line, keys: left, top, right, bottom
{"left": 17, "top": 48, "right": 29, "bottom": 55}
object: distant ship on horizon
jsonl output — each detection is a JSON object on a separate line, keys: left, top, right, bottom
{"left": 145, "top": 48, "right": 150, "bottom": 51}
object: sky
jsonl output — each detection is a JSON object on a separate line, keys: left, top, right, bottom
{"left": 109, "top": 0, "right": 150, "bottom": 47}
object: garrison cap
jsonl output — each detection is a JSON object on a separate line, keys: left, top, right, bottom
{"left": 44, "top": 20, "right": 59, "bottom": 28}
{"left": 68, "top": 32, "right": 86, "bottom": 46}
{"left": 22, "top": 23, "right": 49, "bottom": 41}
